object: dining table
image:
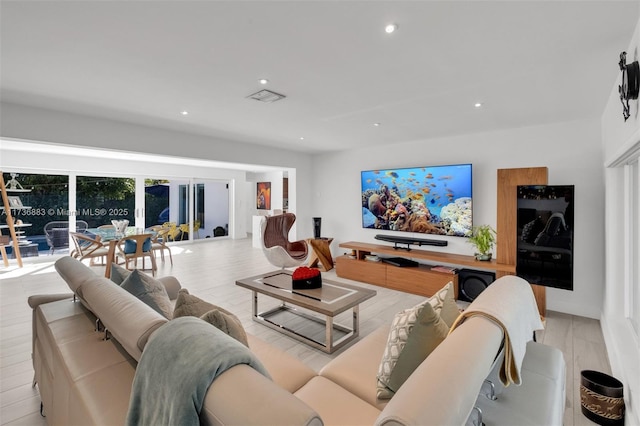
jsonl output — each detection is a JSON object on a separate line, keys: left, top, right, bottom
{"left": 88, "top": 227, "right": 155, "bottom": 279}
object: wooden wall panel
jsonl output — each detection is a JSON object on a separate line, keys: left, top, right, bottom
{"left": 496, "top": 167, "right": 548, "bottom": 315}
{"left": 496, "top": 167, "right": 548, "bottom": 265}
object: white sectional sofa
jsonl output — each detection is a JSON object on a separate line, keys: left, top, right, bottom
{"left": 29, "top": 256, "right": 565, "bottom": 425}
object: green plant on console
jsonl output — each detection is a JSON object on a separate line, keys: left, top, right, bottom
{"left": 468, "top": 225, "right": 496, "bottom": 261}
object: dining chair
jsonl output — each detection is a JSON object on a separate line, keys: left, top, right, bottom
{"left": 163, "top": 222, "right": 180, "bottom": 242}
{"left": 69, "top": 232, "right": 110, "bottom": 266}
{"left": 178, "top": 221, "right": 201, "bottom": 240}
{"left": 150, "top": 225, "right": 173, "bottom": 266}
{"left": 179, "top": 223, "right": 190, "bottom": 241}
{"left": 116, "top": 233, "right": 157, "bottom": 276}
{"left": 193, "top": 220, "right": 201, "bottom": 239}
{"left": 96, "top": 223, "right": 125, "bottom": 263}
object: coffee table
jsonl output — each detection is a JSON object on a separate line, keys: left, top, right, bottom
{"left": 236, "top": 271, "right": 376, "bottom": 353}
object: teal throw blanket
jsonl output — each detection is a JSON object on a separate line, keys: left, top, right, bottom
{"left": 126, "top": 316, "right": 270, "bottom": 426}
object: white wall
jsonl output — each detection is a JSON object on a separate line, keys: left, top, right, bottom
{"left": 601, "top": 17, "right": 640, "bottom": 426}
{"left": 313, "top": 118, "right": 605, "bottom": 319}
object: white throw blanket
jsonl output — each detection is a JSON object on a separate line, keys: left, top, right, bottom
{"left": 449, "top": 275, "right": 544, "bottom": 386}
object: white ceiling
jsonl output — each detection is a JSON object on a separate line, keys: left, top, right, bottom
{"left": 1, "top": 1, "right": 638, "bottom": 155}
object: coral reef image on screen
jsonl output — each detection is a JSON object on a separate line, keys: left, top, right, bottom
{"left": 361, "top": 164, "right": 472, "bottom": 237}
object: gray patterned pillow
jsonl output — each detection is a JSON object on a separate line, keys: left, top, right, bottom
{"left": 376, "top": 290, "right": 452, "bottom": 399}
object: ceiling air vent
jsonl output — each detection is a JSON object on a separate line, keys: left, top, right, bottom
{"left": 246, "top": 89, "right": 286, "bottom": 103}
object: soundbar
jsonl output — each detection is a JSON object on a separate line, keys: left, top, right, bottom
{"left": 375, "top": 234, "right": 448, "bottom": 251}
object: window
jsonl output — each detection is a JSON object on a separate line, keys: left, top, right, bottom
{"left": 628, "top": 159, "right": 640, "bottom": 336}
{"left": 608, "top": 137, "right": 640, "bottom": 339}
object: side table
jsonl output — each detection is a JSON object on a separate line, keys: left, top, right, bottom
{"left": 307, "top": 237, "right": 334, "bottom": 271}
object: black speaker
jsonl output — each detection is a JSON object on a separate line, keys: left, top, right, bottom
{"left": 312, "top": 217, "right": 322, "bottom": 239}
{"left": 457, "top": 269, "right": 496, "bottom": 302}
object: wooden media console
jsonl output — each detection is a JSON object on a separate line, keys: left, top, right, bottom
{"left": 336, "top": 241, "right": 515, "bottom": 299}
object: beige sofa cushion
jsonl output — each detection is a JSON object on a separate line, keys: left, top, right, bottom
{"left": 247, "top": 334, "right": 317, "bottom": 393}
{"left": 319, "top": 326, "right": 390, "bottom": 410}
{"left": 295, "top": 376, "right": 381, "bottom": 426}
{"left": 70, "top": 361, "right": 136, "bottom": 426}
{"left": 202, "top": 364, "right": 322, "bottom": 426}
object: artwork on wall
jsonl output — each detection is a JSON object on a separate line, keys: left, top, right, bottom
{"left": 257, "top": 182, "right": 271, "bottom": 210}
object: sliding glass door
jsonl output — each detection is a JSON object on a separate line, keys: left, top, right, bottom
{"left": 2, "top": 171, "right": 231, "bottom": 256}
{"left": 177, "top": 180, "right": 229, "bottom": 240}
{"left": 75, "top": 176, "right": 135, "bottom": 228}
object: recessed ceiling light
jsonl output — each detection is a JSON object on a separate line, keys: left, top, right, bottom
{"left": 259, "top": 78, "right": 269, "bottom": 85}
{"left": 373, "top": 122, "right": 381, "bottom": 127}
{"left": 474, "top": 103, "right": 483, "bottom": 108}
{"left": 385, "top": 24, "right": 398, "bottom": 34}
{"left": 300, "top": 137, "right": 305, "bottom": 140}
{"left": 181, "top": 110, "right": 189, "bottom": 116}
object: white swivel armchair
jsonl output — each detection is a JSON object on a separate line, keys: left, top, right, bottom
{"left": 260, "top": 213, "right": 308, "bottom": 269}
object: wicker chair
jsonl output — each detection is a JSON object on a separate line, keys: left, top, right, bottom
{"left": 260, "top": 213, "right": 308, "bottom": 269}
{"left": 45, "top": 220, "right": 89, "bottom": 255}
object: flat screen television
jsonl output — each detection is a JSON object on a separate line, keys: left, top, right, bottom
{"left": 361, "top": 164, "right": 472, "bottom": 237}
{"left": 516, "top": 185, "right": 574, "bottom": 291}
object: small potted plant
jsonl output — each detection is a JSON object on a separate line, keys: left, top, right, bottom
{"left": 468, "top": 225, "right": 496, "bottom": 261}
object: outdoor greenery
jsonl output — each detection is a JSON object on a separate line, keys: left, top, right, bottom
{"left": 2, "top": 173, "right": 138, "bottom": 235}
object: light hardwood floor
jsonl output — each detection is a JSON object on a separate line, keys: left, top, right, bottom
{"left": 0, "top": 237, "right": 610, "bottom": 425}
